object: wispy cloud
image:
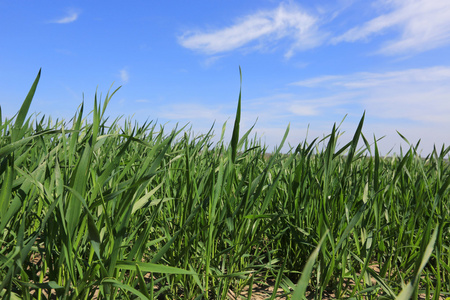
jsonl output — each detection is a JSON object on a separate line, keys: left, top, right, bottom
{"left": 292, "top": 66, "right": 450, "bottom": 88}
{"left": 332, "top": 0, "right": 450, "bottom": 55}
{"left": 178, "top": 2, "right": 325, "bottom": 58}
{"left": 201, "top": 55, "right": 225, "bottom": 68}
{"left": 120, "top": 69, "right": 129, "bottom": 83}
{"left": 291, "top": 66, "right": 450, "bottom": 123}
{"left": 291, "top": 75, "right": 343, "bottom": 88}
{"left": 244, "top": 93, "right": 355, "bottom": 123}
{"left": 50, "top": 9, "right": 80, "bottom": 24}
{"left": 160, "top": 103, "right": 228, "bottom": 122}
{"left": 239, "top": 66, "right": 450, "bottom": 154}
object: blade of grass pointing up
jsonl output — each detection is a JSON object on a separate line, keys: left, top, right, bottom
{"left": 292, "top": 230, "right": 329, "bottom": 300}
{"left": 0, "top": 155, "right": 14, "bottom": 230}
{"left": 230, "top": 66, "right": 242, "bottom": 164}
{"left": 12, "top": 69, "right": 41, "bottom": 143}
{"left": 396, "top": 222, "right": 439, "bottom": 300}
{"left": 344, "top": 112, "right": 365, "bottom": 176}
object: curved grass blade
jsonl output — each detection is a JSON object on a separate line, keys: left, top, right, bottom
{"left": 396, "top": 222, "right": 439, "bottom": 300}
{"left": 136, "top": 264, "right": 151, "bottom": 299}
{"left": 0, "top": 129, "right": 62, "bottom": 159}
{"left": 0, "top": 155, "right": 13, "bottom": 225}
{"left": 12, "top": 69, "right": 41, "bottom": 142}
{"left": 116, "top": 261, "right": 195, "bottom": 275}
{"left": 292, "top": 230, "right": 328, "bottom": 300}
{"left": 102, "top": 278, "right": 149, "bottom": 299}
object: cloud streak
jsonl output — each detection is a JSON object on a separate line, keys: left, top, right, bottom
{"left": 292, "top": 66, "right": 450, "bottom": 89}
{"left": 291, "top": 66, "right": 450, "bottom": 123}
{"left": 178, "top": 2, "right": 325, "bottom": 58}
{"left": 237, "top": 66, "right": 450, "bottom": 154}
{"left": 120, "top": 69, "right": 129, "bottom": 83}
{"left": 51, "top": 9, "right": 80, "bottom": 24}
{"left": 160, "top": 103, "right": 228, "bottom": 122}
{"left": 332, "top": 0, "right": 450, "bottom": 55}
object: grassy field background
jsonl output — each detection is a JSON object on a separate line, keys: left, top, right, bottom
{"left": 1, "top": 70, "right": 449, "bottom": 299}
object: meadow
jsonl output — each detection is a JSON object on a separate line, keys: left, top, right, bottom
{"left": 1, "top": 70, "right": 449, "bottom": 299}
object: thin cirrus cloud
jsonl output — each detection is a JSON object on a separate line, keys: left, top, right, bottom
{"left": 178, "top": 2, "right": 325, "bottom": 58}
{"left": 239, "top": 93, "right": 355, "bottom": 129}
{"left": 291, "top": 66, "right": 450, "bottom": 89}
{"left": 160, "top": 103, "right": 227, "bottom": 122}
{"left": 291, "top": 66, "right": 450, "bottom": 123}
{"left": 50, "top": 9, "right": 80, "bottom": 24}
{"left": 332, "top": 0, "right": 450, "bottom": 55}
{"left": 120, "top": 69, "right": 129, "bottom": 83}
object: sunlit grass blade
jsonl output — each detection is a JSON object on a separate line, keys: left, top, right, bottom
{"left": 101, "top": 278, "right": 149, "bottom": 299}
{"left": 292, "top": 230, "right": 329, "bottom": 300}
{"left": 0, "top": 129, "right": 61, "bottom": 159}
{"left": 12, "top": 69, "right": 41, "bottom": 142}
{"left": 396, "top": 222, "right": 439, "bottom": 300}
{"left": 344, "top": 112, "right": 365, "bottom": 175}
{"left": 230, "top": 66, "right": 242, "bottom": 163}
{"left": 117, "top": 261, "right": 196, "bottom": 275}
{"left": 0, "top": 155, "right": 13, "bottom": 224}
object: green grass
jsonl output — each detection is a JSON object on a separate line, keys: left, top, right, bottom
{"left": 1, "top": 69, "right": 449, "bottom": 299}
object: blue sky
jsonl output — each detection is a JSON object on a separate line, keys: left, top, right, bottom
{"left": 1, "top": 0, "right": 450, "bottom": 155}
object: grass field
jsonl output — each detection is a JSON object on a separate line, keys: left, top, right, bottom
{"left": 1, "top": 70, "right": 449, "bottom": 299}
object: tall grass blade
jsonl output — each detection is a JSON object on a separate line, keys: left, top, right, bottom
{"left": 292, "top": 230, "right": 329, "bottom": 300}
{"left": 0, "top": 155, "right": 13, "bottom": 224}
{"left": 12, "top": 69, "right": 41, "bottom": 142}
{"left": 230, "top": 66, "right": 242, "bottom": 163}
{"left": 396, "top": 222, "right": 439, "bottom": 300}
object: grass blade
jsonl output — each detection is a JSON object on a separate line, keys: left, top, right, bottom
{"left": 292, "top": 230, "right": 329, "bottom": 300}
{"left": 396, "top": 222, "right": 439, "bottom": 300}
{"left": 230, "top": 66, "right": 242, "bottom": 163}
{"left": 12, "top": 69, "right": 41, "bottom": 142}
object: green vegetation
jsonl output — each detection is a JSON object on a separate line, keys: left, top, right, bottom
{"left": 1, "top": 70, "right": 449, "bottom": 299}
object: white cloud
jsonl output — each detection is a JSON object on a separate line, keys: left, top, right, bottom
{"left": 288, "top": 94, "right": 356, "bottom": 117}
{"left": 51, "top": 9, "right": 80, "bottom": 24}
{"left": 228, "top": 66, "right": 450, "bottom": 155}
{"left": 292, "top": 66, "right": 450, "bottom": 89}
{"left": 201, "top": 55, "right": 224, "bottom": 68}
{"left": 120, "top": 69, "right": 129, "bottom": 83}
{"left": 291, "top": 75, "right": 343, "bottom": 87}
{"left": 332, "top": 0, "right": 450, "bottom": 55}
{"left": 178, "top": 2, "right": 325, "bottom": 58}
{"left": 235, "top": 92, "right": 357, "bottom": 133}
{"left": 289, "top": 104, "right": 318, "bottom": 116}
{"left": 160, "top": 103, "right": 228, "bottom": 122}
{"left": 291, "top": 66, "right": 450, "bottom": 123}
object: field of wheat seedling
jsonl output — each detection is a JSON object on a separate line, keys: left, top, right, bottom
{"left": 1, "top": 70, "right": 449, "bottom": 299}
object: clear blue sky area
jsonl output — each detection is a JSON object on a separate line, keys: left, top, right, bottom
{"left": 1, "top": 0, "right": 450, "bottom": 155}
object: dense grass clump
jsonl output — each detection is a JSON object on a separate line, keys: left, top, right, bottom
{"left": 1, "top": 70, "right": 449, "bottom": 299}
